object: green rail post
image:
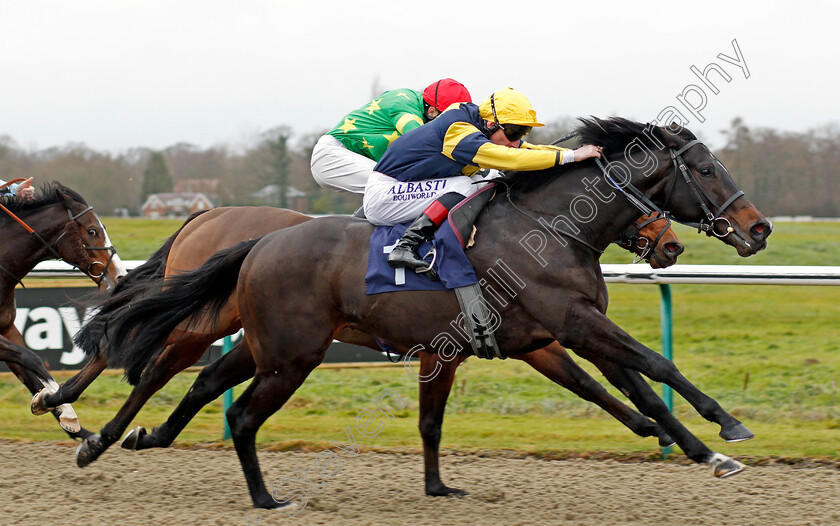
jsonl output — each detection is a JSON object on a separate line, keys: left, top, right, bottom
{"left": 222, "top": 336, "right": 233, "bottom": 440}
{"left": 659, "top": 284, "right": 674, "bottom": 458}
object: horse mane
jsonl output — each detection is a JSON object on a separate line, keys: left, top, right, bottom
{"left": 0, "top": 182, "right": 87, "bottom": 217}
{"left": 496, "top": 116, "right": 697, "bottom": 196}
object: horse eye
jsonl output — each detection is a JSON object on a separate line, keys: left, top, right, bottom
{"left": 87, "top": 228, "right": 98, "bottom": 238}
{"left": 700, "top": 167, "right": 714, "bottom": 177}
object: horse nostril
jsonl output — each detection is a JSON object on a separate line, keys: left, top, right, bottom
{"left": 750, "top": 221, "right": 772, "bottom": 241}
{"left": 664, "top": 242, "right": 683, "bottom": 257}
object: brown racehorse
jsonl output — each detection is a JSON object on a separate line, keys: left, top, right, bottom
{"left": 1, "top": 182, "right": 125, "bottom": 438}
{"left": 95, "top": 118, "right": 771, "bottom": 509}
{"left": 39, "top": 205, "right": 683, "bottom": 471}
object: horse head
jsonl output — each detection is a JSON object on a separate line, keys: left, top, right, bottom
{"left": 616, "top": 212, "right": 683, "bottom": 268}
{"left": 0, "top": 183, "right": 127, "bottom": 291}
{"left": 576, "top": 117, "right": 772, "bottom": 257}
{"left": 52, "top": 183, "right": 127, "bottom": 291}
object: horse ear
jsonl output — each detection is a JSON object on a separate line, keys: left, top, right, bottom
{"left": 650, "top": 125, "right": 682, "bottom": 150}
{"left": 56, "top": 187, "right": 75, "bottom": 207}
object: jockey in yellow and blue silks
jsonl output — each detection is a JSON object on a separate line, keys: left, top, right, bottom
{"left": 363, "top": 87, "right": 603, "bottom": 274}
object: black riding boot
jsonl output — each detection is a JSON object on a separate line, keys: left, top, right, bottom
{"left": 387, "top": 214, "right": 439, "bottom": 272}
{"left": 387, "top": 191, "right": 467, "bottom": 273}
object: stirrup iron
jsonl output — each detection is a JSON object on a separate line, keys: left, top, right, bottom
{"left": 415, "top": 247, "right": 437, "bottom": 273}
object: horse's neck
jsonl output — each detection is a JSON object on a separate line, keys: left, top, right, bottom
{"left": 0, "top": 207, "right": 61, "bottom": 280}
{"left": 506, "top": 162, "right": 664, "bottom": 253}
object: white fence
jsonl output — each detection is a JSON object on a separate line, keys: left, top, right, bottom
{"left": 31, "top": 261, "right": 840, "bottom": 286}
{"left": 600, "top": 264, "right": 840, "bottom": 286}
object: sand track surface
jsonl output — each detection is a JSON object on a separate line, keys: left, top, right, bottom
{"left": 2, "top": 441, "right": 839, "bottom": 525}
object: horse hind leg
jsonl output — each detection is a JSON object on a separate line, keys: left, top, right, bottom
{"left": 122, "top": 338, "right": 257, "bottom": 451}
{"left": 76, "top": 338, "right": 211, "bottom": 467}
{"left": 418, "top": 353, "right": 468, "bottom": 497}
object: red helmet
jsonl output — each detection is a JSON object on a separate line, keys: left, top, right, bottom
{"left": 423, "top": 79, "right": 472, "bottom": 113}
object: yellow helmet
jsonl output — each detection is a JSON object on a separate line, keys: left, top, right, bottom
{"left": 479, "top": 88, "right": 545, "bottom": 128}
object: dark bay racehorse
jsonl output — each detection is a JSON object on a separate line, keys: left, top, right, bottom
{"left": 44, "top": 206, "right": 683, "bottom": 474}
{"left": 1, "top": 182, "right": 125, "bottom": 437}
{"left": 97, "top": 118, "right": 771, "bottom": 509}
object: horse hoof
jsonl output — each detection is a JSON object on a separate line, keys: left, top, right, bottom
{"left": 76, "top": 435, "right": 102, "bottom": 468}
{"left": 426, "top": 485, "right": 469, "bottom": 497}
{"left": 259, "top": 500, "right": 299, "bottom": 512}
{"left": 121, "top": 427, "right": 147, "bottom": 450}
{"left": 714, "top": 458, "right": 746, "bottom": 478}
{"left": 709, "top": 453, "right": 746, "bottom": 478}
{"left": 658, "top": 433, "right": 676, "bottom": 448}
{"left": 56, "top": 405, "right": 81, "bottom": 434}
{"left": 720, "top": 422, "right": 754, "bottom": 442}
{"left": 31, "top": 388, "right": 52, "bottom": 416}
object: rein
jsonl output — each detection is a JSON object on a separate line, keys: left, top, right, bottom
{"left": 499, "top": 130, "right": 745, "bottom": 258}
{"left": 498, "top": 179, "right": 605, "bottom": 255}
{"left": 0, "top": 178, "right": 26, "bottom": 192}
{"left": 596, "top": 139, "right": 744, "bottom": 239}
{"left": 552, "top": 131, "right": 744, "bottom": 239}
{"left": 0, "top": 195, "right": 116, "bottom": 285}
{"left": 0, "top": 201, "right": 66, "bottom": 260}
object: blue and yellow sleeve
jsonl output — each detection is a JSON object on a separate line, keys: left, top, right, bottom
{"left": 520, "top": 141, "right": 570, "bottom": 153}
{"left": 441, "top": 122, "right": 568, "bottom": 171}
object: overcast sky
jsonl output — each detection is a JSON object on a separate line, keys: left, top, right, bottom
{"left": 1, "top": 0, "right": 836, "bottom": 153}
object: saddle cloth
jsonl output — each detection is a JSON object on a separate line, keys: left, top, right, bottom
{"left": 364, "top": 183, "right": 495, "bottom": 295}
{"left": 365, "top": 218, "right": 477, "bottom": 294}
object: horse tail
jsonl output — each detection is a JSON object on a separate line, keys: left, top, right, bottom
{"left": 74, "top": 209, "right": 211, "bottom": 355}
{"left": 108, "top": 236, "right": 264, "bottom": 385}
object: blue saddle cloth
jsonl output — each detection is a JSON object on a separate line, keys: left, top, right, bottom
{"left": 365, "top": 219, "right": 478, "bottom": 295}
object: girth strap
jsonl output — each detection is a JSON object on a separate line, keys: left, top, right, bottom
{"left": 454, "top": 283, "right": 502, "bottom": 360}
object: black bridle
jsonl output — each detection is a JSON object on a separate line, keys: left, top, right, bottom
{"left": 616, "top": 212, "right": 674, "bottom": 267}
{"left": 0, "top": 202, "right": 117, "bottom": 286}
{"left": 55, "top": 205, "right": 119, "bottom": 284}
{"left": 501, "top": 130, "right": 745, "bottom": 257}
{"left": 598, "top": 138, "right": 745, "bottom": 239}
{"left": 663, "top": 139, "right": 744, "bottom": 237}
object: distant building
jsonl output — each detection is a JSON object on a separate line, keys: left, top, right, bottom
{"left": 250, "top": 184, "right": 309, "bottom": 212}
{"left": 173, "top": 178, "right": 222, "bottom": 203}
{"left": 140, "top": 192, "right": 215, "bottom": 219}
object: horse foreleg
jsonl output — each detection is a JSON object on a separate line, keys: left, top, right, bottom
{"left": 0, "top": 328, "right": 89, "bottom": 438}
{"left": 32, "top": 352, "right": 108, "bottom": 415}
{"left": 418, "top": 352, "right": 467, "bottom": 497}
{"left": 581, "top": 350, "right": 751, "bottom": 443}
{"left": 122, "top": 338, "right": 257, "bottom": 451}
{"left": 76, "top": 338, "right": 211, "bottom": 467}
{"left": 515, "top": 342, "right": 673, "bottom": 446}
{"left": 561, "top": 305, "right": 746, "bottom": 477}
{"left": 227, "top": 339, "right": 328, "bottom": 511}
{"left": 0, "top": 340, "right": 51, "bottom": 380}
{"left": 576, "top": 344, "right": 751, "bottom": 441}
